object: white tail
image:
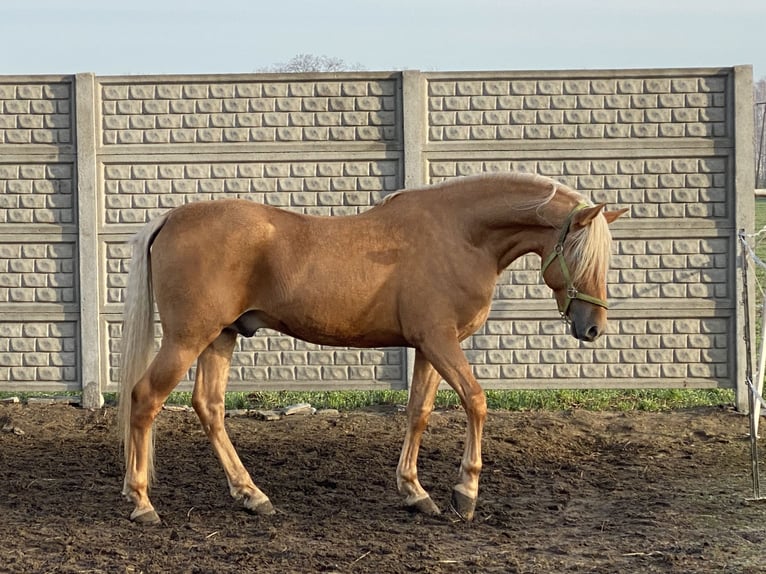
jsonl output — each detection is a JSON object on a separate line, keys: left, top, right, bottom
{"left": 118, "top": 213, "right": 170, "bottom": 483}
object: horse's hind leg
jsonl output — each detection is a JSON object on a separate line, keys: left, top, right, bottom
{"left": 396, "top": 350, "right": 442, "bottom": 515}
{"left": 192, "top": 330, "right": 275, "bottom": 515}
{"left": 123, "top": 341, "right": 200, "bottom": 524}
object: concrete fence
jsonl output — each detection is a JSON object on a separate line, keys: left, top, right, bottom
{"left": 0, "top": 66, "right": 755, "bottom": 409}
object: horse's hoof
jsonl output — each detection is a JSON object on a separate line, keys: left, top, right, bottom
{"left": 130, "top": 507, "right": 161, "bottom": 525}
{"left": 450, "top": 489, "right": 477, "bottom": 521}
{"left": 245, "top": 498, "right": 276, "bottom": 516}
{"left": 408, "top": 495, "right": 441, "bottom": 516}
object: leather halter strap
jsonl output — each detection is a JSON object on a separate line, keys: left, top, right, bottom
{"left": 540, "top": 203, "right": 609, "bottom": 321}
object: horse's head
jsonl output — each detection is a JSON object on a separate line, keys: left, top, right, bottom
{"left": 540, "top": 203, "right": 628, "bottom": 342}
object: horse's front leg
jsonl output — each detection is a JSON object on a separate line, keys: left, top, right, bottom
{"left": 419, "top": 335, "right": 487, "bottom": 521}
{"left": 192, "top": 331, "right": 275, "bottom": 515}
{"left": 396, "top": 350, "right": 442, "bottom": 515}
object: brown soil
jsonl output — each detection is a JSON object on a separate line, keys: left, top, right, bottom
{"left": 1, "top": 403, "right": 765, "bottom": 573}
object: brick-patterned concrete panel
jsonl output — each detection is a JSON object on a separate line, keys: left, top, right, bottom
{"left": 101, "top": 78, "right": 398, "bottom": 145}
{"left": 493, "top": 256, "right": 554, "bottom": 302}
{"left": 0, "top": 163, "right": 74, "bottom": 224}
{"left": 0, "top": 321, "right": 77, "bottom": 386}
{"left": 0, "top": 242, "right": 75, "bottom": 304}
{"left": 102, "top": 160, "right": 400, "bottom": 226}
{"left": 428, "top": 157, "right": 728, "bottom": 220}
{"left": 427, "top": 74, "right": 726, "bottom": 141}
{"left": 611, "top": 237, "right": 729, "bottom": 300}
{"left": 0, "top": 81, "right": 71, "bottom": 145}
{"left": 103, "top": 241, "right": 131, "bottom": 307}
{"left": 462, "top": 317, "right": 728, "bottom": 385}
{"left": 104, "top": 321, "right": 404, "bottom": 391}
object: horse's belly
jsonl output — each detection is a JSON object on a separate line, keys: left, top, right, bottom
{"left": 240, "top": 307, "right": 407, "bottom": 349}
{"left": 290, "top": 326, "right": 407, "bottom": 348}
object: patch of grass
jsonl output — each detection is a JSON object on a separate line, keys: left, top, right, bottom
{"left": 160, "top": 388, "right": 734, "bottom": 413}
{"left": 755, "top": 199, "right": 766, "bottom": 287}
{"left": 2, "top": 388, "right": 735, "bottom": 413}
{"left": 0, "top": 391, "right": 81, "bottom": 403}
{"left": 484, "top": 388, "right": 733, "bottom": 411}
{"left": 754, "top": 198, "right": 766, "bottom": 274}
{"left": 752, "top": 199, "right": 766, "bottom": 345}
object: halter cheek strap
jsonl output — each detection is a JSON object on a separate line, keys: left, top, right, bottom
{"left": 540, "top": 203, "right": 609, "bottom": 321}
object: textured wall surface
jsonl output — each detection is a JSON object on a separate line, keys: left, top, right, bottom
{"left": 100, "top": 79, "right": 399, "bottom": 145}
{"left": 426, "top": 76, "right": 727, "bottom": 141}
{"left": 0, "top": 68, "right": 754, "bottom": 408}
{"left": 0, "top": 83, "right": 71, "bottom": 145}
{"left": 0, "top": 77, "right": 78, "bottom": 391}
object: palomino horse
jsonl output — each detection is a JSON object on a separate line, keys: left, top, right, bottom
{"left": 119, "top": 172, "right": 627, "bottom": 524}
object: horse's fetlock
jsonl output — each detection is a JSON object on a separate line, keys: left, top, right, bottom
{"left": 460, "top": 458, "right": 482, "bottom": 478}
{"left": 123, "top": 477, "right": 148, "bottom": 497}
{"left": 230, "top": 488, "right": 244, "bottom": 501}
{"left": 397, "top": 467, "right": 418, "bottom": 486}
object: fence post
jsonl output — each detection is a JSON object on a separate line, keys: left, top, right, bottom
{"left": 75, "top": 73, "right": 102, "bottom": 408}
{"left": 401, "top": 70, "right": 426, "bottom": 390}
{"left": 733, "top": 65, "right": 756, "bottom": 412}
{"left": 402, "top": 70, "right": 426, "bottom": 190}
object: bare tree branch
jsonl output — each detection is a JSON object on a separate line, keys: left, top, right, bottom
{"left": 259, "top": 54, "right": 365, "bottom": 73}
{"left": 755, "top": 77, "right": 766, "bottom": 188}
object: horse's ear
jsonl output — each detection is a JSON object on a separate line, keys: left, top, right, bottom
{"left": 571, "top": 204, "right": 607, "bottom": 228}
{"left": 573, "top": 204, "right": 629, "bottom": 228}
{"left": 602, "top": 207, "right": 629, "bottom": 224}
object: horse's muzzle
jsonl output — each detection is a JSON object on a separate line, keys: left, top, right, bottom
{"left": 569, "top": 302, "right": 607, "bottom": 342}
{"left": 571, "top": 321, "right": 603, "bottom": 342}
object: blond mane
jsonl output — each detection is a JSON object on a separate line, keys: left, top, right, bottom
{"left": 376, "top": 172, "right": 560, "bottom": 208}
{"left": 565, "top": 203, "right": 613, "bottom": 287}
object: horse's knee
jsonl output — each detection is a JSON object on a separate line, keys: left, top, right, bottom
{"left": 406, "top": 407, "right": 433, "bottom": 435}
{"left": 191, "top": 393, "right": 224, "bottom": 427}
{"left": 464, "top": 389, "right": 487, "bottom": 419}
{"left": 191, "top": 392, "right": 207, "bottom": 416}
{"left": 407, "top": 401, "right": 433, "bottom": 418}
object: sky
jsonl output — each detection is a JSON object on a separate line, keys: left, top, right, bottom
{"left": 1, "top": 0, "right": 764, "bottom": 80}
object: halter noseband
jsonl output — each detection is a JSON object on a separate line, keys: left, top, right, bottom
{"left": 540, "top": 203, "right": 609, "bottom": 322}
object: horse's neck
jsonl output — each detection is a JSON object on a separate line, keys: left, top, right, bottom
{"left": 390, "top": 179, "right": 580, "bottom": 271}
{"left": 447, "top": 184, "right": 576, "bottom": 271}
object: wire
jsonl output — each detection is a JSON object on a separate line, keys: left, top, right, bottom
{"left": 739, "top": 232, "right": 766, "bottom": 297}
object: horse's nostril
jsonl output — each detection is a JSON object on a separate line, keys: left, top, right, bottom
{"left": 585, "top": 325, "right": 602, "bottom": 342}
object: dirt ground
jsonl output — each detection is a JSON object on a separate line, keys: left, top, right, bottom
{"left": 1, "top": 402, "right": 765, "bottom": 574}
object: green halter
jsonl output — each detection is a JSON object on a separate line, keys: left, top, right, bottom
{"left": 540, "top": 203, "right": 609, "bottom": 321}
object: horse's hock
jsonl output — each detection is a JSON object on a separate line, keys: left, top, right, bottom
{"left": 0, "top": 67, "right": 755, "bottom": 410}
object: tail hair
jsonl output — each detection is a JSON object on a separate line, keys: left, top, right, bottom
{"left": 118, "top": 213, "right": 169, "bottom": 485}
